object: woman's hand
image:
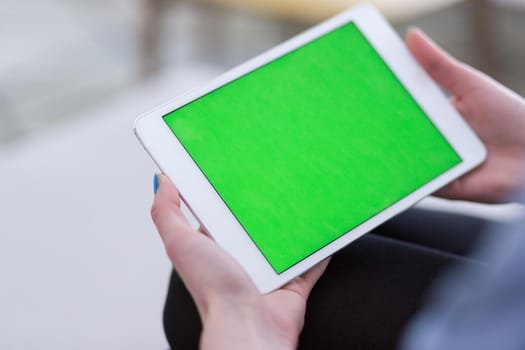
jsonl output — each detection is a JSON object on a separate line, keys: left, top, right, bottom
{"left": 151, "top": 174, "right": 328, "bottom": 350}
{"left": 406, "top": 29, "right": 525, "bottom": 203}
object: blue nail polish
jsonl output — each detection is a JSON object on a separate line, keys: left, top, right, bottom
{"left": 153, "top": 174, "right": 159, "bottom": 194}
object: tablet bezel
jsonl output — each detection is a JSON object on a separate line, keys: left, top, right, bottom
{"left": 134, "top": 4, "right": 486, "bottom": 293}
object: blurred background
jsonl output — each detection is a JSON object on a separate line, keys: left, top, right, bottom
{"left": 2, "top": 0, "right": 525, "bottom": 146}
{"left": 1, "top": 0, "right": 524, "bottom": 349}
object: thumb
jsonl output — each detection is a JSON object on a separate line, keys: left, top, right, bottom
{"left": 151, "top": 174, "right": 257, "bottom": 311}
{"left": 151, "top": 174, "right": 199, "bottom": 267}
{"left": 405, "top": 28, "right": 488, "bottom": 97}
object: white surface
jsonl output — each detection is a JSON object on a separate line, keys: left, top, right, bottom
{"left": 135, "top": 4, "right": 487, "bottom": 293}
{"left": 0, "top": 65, "right": 218, "bottom": 350}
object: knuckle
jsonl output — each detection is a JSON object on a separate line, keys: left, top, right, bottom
{"left": 163, "top": 234, "right": 179, "bottom": 258}
{"left": 150, "top": 201, "right": 164, "bottom": 224}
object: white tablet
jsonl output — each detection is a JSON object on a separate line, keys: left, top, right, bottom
{"left": 134, "top": 4, "right": 486, "bottom": 293}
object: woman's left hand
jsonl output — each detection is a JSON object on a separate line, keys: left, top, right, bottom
{"left": 151, "top": 174, "right": 329, "bottom": 350}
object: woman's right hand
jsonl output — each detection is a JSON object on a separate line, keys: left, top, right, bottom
{"left": 406, "top": 29, "right": 525, "bottom": 203}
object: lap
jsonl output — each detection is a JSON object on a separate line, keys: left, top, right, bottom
{"left": 163, "top": 209, "right": 490, "bottom": 350}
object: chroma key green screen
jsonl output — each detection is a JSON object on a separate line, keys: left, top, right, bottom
{"left": 164, "top": 23, "right": 461, "bottom": 273}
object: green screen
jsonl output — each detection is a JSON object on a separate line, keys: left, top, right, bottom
{"left": 164, "top": 23, "right": 461, "bottom": 273}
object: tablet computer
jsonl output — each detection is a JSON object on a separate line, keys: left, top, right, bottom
{"left": 134, "top": 4, "right": 486, "bottom": 293}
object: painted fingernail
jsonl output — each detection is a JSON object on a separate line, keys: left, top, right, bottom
{"left": 153, "top": 174, "right": 159, "bottom": 194}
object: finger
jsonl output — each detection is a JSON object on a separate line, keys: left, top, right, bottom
{"left": 152, "top": 174, "right": 186, "bottom": 242}
{"left": 151, "top": 174, "right": 204, "bottom": 267}
{"left": 434, "top": 171, "right": 513, "bottom": 204}
{"left": 285, "top": 258, "right": 331, "bottom": 298}
{"left": 198, "top": 225, "right": 211, "bottom": 237}
{"left": 405, "top": 28, "right": 488, "bottom": 97}
{"left": 301, "top": 258, "right": 330, "bottom": 291}
{"left": 433, "top": 179, "right": 465, "bottom": 200}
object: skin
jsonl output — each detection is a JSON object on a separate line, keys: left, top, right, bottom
{"left": 151, "top": 29, "right": 525, "bottom": 349}
{"left": 152, "top": 173, "right": 329, "bottom": 350}
{"left": 406, "top": 29, "right": 525, "bottom": 203}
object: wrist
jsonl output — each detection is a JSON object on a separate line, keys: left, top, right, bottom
{"left": 201, "top": 299, "right": 295, "bottom": 350}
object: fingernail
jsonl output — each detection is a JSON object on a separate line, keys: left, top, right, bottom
{"left": 153, "top": 174, "right": 160, "bottom": 194}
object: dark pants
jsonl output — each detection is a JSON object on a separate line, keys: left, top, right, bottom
{"left": 163, "top": 208, "right": 489, "bottom": 350}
